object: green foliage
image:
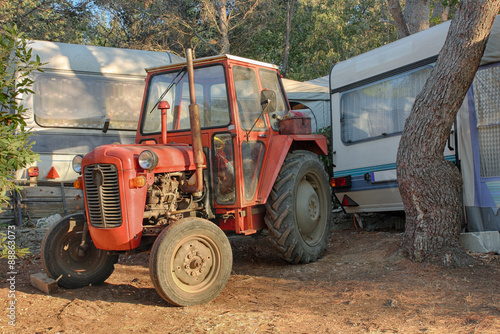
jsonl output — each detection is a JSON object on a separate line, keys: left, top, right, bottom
{"left": 242, "top": 0, "right": 397, "bottom": 81}
{"left": 87, "top": 0, "right": 266, "bottom": 58}
{"left": 0, "top": 25, "right": 42, "bottom": 205}
{"left": 0, "top": 232, "right": 31, "bottom": 259}
{"left": 316, "top": 125, "right": 332, "bottom": 173}
{"left": 0, "top": 0, "right": 93, "bottom": 44}
{"left": 0, "top": 1, "right": 452, "bottom": 84}
{"left": 441, "top": 0, "right": 460, "bottom": 7}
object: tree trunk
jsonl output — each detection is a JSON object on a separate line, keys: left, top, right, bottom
{"left": 217, "top": 0, "right": 230, "bottom": 54}
{"left": 404, "top": 0, "right": 430, "bottom": 34}
{"left": 387, "top": 0, "right": 410, "bottom": 38}
{"left": 282, "top": 0, "right": 296, "bottom": 77}
{"left": 387, "top": 0, "right": 431, "bottom": 38}
{"left": 396, "top": 0, "right": 500, "bottom": 267}
{"left": 432, "top": 1, "right": 450, "bottom": 23}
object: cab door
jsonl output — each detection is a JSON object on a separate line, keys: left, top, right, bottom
{"left": 231, "top": 65, "right": 269, "bottom": 206}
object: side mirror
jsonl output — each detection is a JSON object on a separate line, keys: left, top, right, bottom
{"left": 260, "top": 90, "right": 276, "bottom": 114}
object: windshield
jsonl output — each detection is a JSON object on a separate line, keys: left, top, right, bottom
{"left": 141, "top": 64, "right": 230, "bottom": 134}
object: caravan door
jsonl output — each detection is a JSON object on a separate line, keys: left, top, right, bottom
{"left": 462, "top": 63, "right": 500, "bottom": 232}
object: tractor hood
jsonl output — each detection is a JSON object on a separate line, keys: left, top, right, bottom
{"left": 82, "top": 143, "right": 203, "bottom": 173}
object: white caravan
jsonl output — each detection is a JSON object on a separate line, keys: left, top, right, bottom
{"left": 330, "top": 18, "right": 500, "bottom": 232}
{"left": 18, "top": 40, "right": 183, "bottom": 183}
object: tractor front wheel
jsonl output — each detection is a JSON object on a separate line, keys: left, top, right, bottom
{"left": 265, "top": 150, "right": 332, "bottom": 263}
{"left": 41, "top": 213, "right": 119, "bottom": 288}
{"left": 149, "top": 217, "right": 233, "bottom": 306}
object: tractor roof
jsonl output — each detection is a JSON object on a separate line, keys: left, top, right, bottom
{"left": 147, "top": 54, "right": 279, "bottom": 73}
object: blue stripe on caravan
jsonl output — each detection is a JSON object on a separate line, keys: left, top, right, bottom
{"left": 349, "top": 176, "right": 398, "bottom": 192}
{"left": 445, "top": 155, "right": 456, "bottom": 162}
{"left": 334, "top": 155, "right": 456, "bottom": 178}
{"left": 334, "top": 163, "right": 396, "bottom": 177}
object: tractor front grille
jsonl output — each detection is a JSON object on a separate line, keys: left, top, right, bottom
{"left": 83, "top": 164, "right": 122, "bottom": 228}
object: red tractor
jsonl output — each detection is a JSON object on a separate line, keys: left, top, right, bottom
{"left": 42, "top": 50, "right": 331, "bottom": 306}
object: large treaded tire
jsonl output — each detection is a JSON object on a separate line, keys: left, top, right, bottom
{"left": 265, "top": 150, "right": 332, "bottom": 264}
{"left": 41, "top": 213, "right": 119, "bottom": 289}
{"left": 149, "top": 217, "right": 233, "bottom": 306}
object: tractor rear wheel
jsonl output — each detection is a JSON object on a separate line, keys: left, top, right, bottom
{"left": 41, "top": 213, "right": 119, "bottom": 288}
{"left": 265, "top": 150, "right": 332, "bottom": 263}
{"left": 149, "top": 217, "right": 233, "bottom": 306}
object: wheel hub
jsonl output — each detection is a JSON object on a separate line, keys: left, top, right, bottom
{"left": 64, "top": 237, "right": 91, "bottom": 264}
{"left": 308, "top": 196, "right": 320, "bottom": 221}
{"left": 296, "top": 178, "right": 321, "bottom": 240}
{"left": 173, "top": 240, "right": 213, "bottom": 285}
{"left": 183, "top": 250, "right": 207, "bottom": 276}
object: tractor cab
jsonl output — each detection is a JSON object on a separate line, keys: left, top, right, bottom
{"left": 136, "top": 55, "right": 293, "bottom": 233}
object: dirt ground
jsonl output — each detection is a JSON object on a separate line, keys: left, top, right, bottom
{"left": 1, "top": 216, "right": 500, "bottom": 334}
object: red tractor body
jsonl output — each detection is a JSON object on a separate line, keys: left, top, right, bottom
{"left": 43, "top": 52, "right": 331, "bottom": 306}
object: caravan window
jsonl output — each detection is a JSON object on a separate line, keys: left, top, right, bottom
{"left": 33, "top": 72, "right": 145, "bottom": 130}
{"left": 472, "top": 64, "right": 500, "bottom": 178}
{"left": 340, "top": 66, "right": 432, "bottom": 144}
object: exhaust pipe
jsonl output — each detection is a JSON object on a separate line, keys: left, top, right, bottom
{"left": 182, "top": 48, "right": 204, "bottom": 194}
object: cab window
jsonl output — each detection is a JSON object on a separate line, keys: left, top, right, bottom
{"left": 259, "top": 68, "right": 288, "bottom": 131}
{"left": 141, "top": 65, "right": 230, "bottom": 134}
{"left": 233, "top": 66, "right": 267, "bottom": 131}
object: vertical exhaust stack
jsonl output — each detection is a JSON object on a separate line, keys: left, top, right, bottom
{"left": 158, "top": 101, "right": 170, "bottom": 144}
{"left": 183, "top": 48, "right": 204, "bottom": 194}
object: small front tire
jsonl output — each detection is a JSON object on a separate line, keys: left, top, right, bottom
{"left": 149, "top": 217, "right": 233, "bottom": 306}
{"left": 41, "top": 213, "right": 118, "bottom": 289}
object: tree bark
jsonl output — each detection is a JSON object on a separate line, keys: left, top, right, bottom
{"left": 282, "top": 0, "right": 296, "bottom": 77}
{"left": 432, "top": 1, "right": 450, "bottom": 23}
{"left": 396, "top": 0, "right": 500, "bottom": 267}
{"left": 217, "top": 0, "right": 230, "bottom": 54}
{"left": 404, "top": 0, "right": 430, "bottom": 34}
{"left": 386, "top": 0, "right": 410, "bottom": 38}
{"left": 387, "top": 0, "right": 432, "bottom": 38}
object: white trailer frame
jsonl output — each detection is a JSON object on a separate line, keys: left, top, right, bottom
{"left": 17, "top": 40, "right": 183, "bottom": 183}
{"left": 330, "top": 17, "right": 500, "bottom": 232}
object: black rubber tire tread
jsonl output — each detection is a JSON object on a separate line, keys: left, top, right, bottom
{"left": 149, "top": 217, "right": 233, "bottom": 306}
{"left": 41, "top": 213, "right": 119, "bottom": 289}
{"left": 265, "top": 150, "right": 332, "bottom": 264}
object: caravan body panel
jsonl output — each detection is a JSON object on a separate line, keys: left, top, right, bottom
{"left": 18, "top": 41, "right": 183, "bottom": 182}
{"left": 330, "top": 18, "right": 500, "bottom": 231}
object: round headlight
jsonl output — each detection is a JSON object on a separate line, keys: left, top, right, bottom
{"left": 72, "top": 155, "right": 84, "bottom": 173}
{"left": 138, "top": 150, "right": 158, "bottom": 170}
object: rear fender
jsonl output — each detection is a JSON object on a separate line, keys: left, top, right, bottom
{"left": 257, "top": 134, "right": 328, "bottom": 203}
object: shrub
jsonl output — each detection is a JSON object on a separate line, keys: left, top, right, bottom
{"left": 0, "top": 25, "right": 44, "bottom": 207}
